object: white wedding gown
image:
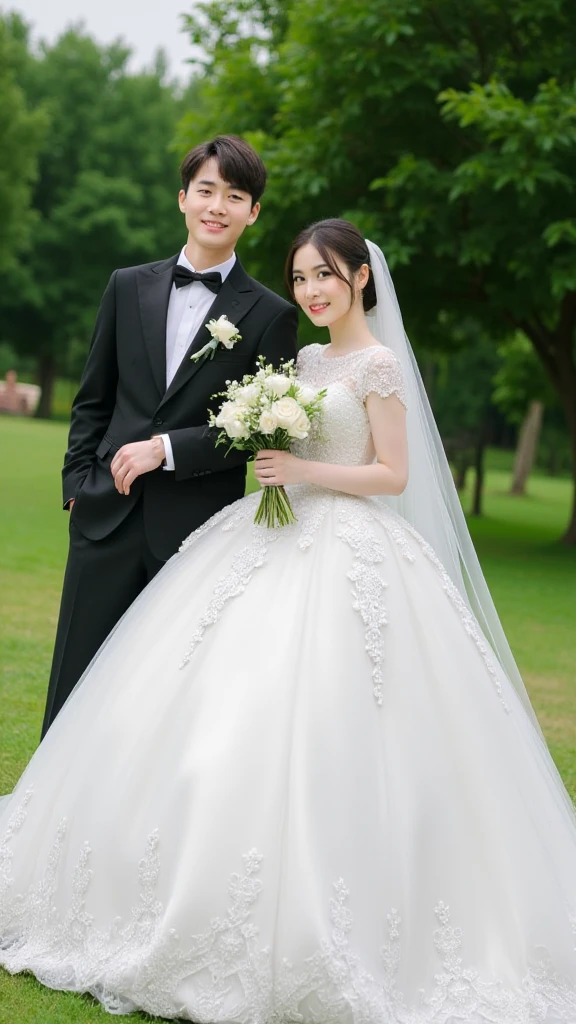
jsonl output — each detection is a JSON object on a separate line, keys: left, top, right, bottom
{"left": 2, "top": 343, "right": 576, "bottom": 1024}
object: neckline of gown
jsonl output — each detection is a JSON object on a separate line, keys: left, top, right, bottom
{"left": 320, "top": 344, "right": 382, "bottom": 361}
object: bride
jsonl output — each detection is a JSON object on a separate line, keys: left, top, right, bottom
{"left": 1, "top": 218, "right": 576, "bottom": 1023}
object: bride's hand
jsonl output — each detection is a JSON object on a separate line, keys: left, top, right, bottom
{"left": 254, "top": 450, "right": 308, "bottom": 487}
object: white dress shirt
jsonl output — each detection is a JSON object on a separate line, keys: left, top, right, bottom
{"left": 159, "top": 247, "right": 236, "bottom": 470}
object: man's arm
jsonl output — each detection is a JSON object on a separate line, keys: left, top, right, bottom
{"left": 63, "top": 272, "right": 119, "bottom": 506}
{"left": 167, "top": 303, "right": 299, "bottom": 482}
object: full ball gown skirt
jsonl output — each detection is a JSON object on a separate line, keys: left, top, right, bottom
{"left": 1, "top": 344, "right": 576, "bottom": 1023}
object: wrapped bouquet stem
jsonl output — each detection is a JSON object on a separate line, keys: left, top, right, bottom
{"left": 210, "top": 358, "right": 325, "bottom": 528}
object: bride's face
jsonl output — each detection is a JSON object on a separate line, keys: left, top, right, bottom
{"left": 291, "top": 243, "right": 365, "bottom": 327}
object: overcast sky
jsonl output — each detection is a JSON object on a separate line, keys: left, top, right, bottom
{"left": 6, "top": 0, "right": 197, "bottom": 78}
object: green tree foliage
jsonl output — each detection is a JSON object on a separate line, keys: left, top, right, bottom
{"left": 493, "top": 335, "right": 554, "bottom": 427}
{"left": 1, "top": 22, "right": 184, "bottom": 417}
{"left": 179, "top": 0, "right": 576, "bottom": 541}
{"left": 432, "top": 329, "right": 500, "bottom": 514}
{"left": 494, "top": 334, "right": 571, "bottom": 483}
{"left": 175, "top": 1, "right": 295, "bottom": 287}
{"left": 0, "top": 15, "right": 46, "bottom": 270}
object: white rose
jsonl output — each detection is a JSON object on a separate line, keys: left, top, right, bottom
{"left": 258, "top": 408, "right": 277, "bottom": 434}
{"left": 271, "top": 396, "right": 305, "bottom": 432}
{"left": 207, "top": 315, "right": 240, "bottom": 349}
{"left": 214, "top": 401, "right": 249, "bottom": 438}
{"left": 236, "top": 382, "right": 260, "bottom": 405}
{"left": 214, "top": 400, "right": 235, "bottom": 427}
{"left": 226, "top": 418, "right": 250, "bottom": 439}
{"left": 296, "top": 384, "right": 318, "bottom": 405}
{"left": 286, "top": 407, "right": 311, "bottom": 440}
{"left": 265, "top": 374, "right": 291, "bottom": 398}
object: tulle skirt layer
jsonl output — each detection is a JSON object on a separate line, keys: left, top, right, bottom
{"left": 1, "top": 487, "right": 576, "bottom": 1022}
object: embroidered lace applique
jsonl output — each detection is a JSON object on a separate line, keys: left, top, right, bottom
{"left": 2, "top": 805, "right": 576, "bottom": 1024}
{"left": 0, "top": 788, "right": 32, "bottom": 898}
{"left": 291, "top": 488, "right": 332, "bottom": 550}
{"left": 293, "top": 344, "right": 406, "bottom": 470}
{"left": 356, "top": 347, "right": 407, "bottom": 407}
{"left": 369, "top": 502, "right": 416, "bottom": 563}
{"left": 297, "top": 343, "right": 406, "bottom": 408}
{"left": 178, "top": 497, "right": 247, "bottom": 553}
{"left": 221, "top": 494, "right": 259, "bottom": 532}
{"left": 401, "top": 521, "right": 511, "bottom": 713}
{"left": 337, "top": 504, "right": 388, "bottom": 706}
{"left": 180, "top": 526, "right": 276, "bottom": 668}
{"left": 380, "top": 907, "right": 401, "bottom": 985}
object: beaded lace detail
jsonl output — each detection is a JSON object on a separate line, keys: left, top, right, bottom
{"left": 180, "top": 522, "right": 276, "bottom": 669}
{"left": 337, "top": 504, "right": 389, "bottom": 705}
{"left": 177, "top": 487, "right": 508, "bottom": 712}
{"left": 2, "top": 796, "right": 576, "bottom": 1022}
{"left": 175, "top": 341, "right": 506, "bottom": 710}
{"left": 292, "top": 344, "right": 406, "bottom": 468}
{"left": 1, "top": 347, "right": 572, "bottom": 1020}
{"left": 297, "top": 343, "right": 407, "bottom": 408}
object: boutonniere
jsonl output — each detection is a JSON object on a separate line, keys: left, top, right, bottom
{"left": 190, "top": 315, "right": 242, "bottom": 363}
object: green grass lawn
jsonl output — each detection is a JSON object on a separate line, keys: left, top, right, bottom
{"left": 0, "top": 416, "right": 575, "bottom": 1022}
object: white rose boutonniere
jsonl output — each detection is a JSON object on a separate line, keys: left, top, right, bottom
{"left": 190, "top": 314, "right": 242, "bottom": 363}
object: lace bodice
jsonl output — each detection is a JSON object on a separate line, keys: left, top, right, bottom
{"left": 293, "top": 343, "right": 406, "bottom": 466}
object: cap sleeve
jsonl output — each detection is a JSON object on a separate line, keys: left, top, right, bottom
{"left": 358, "top": 347, "right": 407, "bottom": 408}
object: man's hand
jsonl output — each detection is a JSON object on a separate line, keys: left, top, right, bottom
{"left": 68, "top": 499, "right": 75, "bottom": 512}
{"left": 111, "top": 438, "right": 165, "bottom": 495}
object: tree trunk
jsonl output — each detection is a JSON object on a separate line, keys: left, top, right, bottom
{"left": 510, "top": 400, "right": 544, "bottom": 496}
{"left": 453, "top": 449, "right": 472, "bottom": 492}
{"left": 471, "top": 438, "right": 485, "bottom": 516}
{"left": 518, "top": 301, "right": 576, "bottom": 545}
{"left": 35, "top": 353, "right": 56, "bottom": 420}
{"left": 561, "top": 427, "right": 576, "bottom": 545}
{"left": 557, "top": 375, "right": 576, "bottom": 545}
{"left": 455, "top": 461, "right": 468, "bottom": 492}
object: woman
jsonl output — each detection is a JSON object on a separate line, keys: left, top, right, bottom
{"left": 1, "top": 219, "right": 576, "bottom": 1022}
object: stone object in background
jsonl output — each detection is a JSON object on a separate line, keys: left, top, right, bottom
{"left": 0, "top": 370, "right": 41, "bottom": 416}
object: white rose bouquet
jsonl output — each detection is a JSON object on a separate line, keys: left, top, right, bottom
{"left": 209, "top": 358, "right": 325, "bottom": 528}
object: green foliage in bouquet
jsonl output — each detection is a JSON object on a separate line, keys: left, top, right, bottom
{"left": 210, "top": 358, "right": 326, "bottom": 528}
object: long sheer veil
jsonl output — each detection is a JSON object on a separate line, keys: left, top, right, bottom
{"left": 366, "top": 240, "right": 570, "bottom": 773}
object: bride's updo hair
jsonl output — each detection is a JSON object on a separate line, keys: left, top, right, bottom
{"left": 285, "top": 218, "right": 377, "bottom": 312}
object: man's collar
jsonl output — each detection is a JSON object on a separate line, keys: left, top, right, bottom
{"left": 178, "top": 246, "right": 237, "bottom": 282}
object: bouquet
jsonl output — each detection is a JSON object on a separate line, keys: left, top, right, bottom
{"left": 209, "top": 358, "right": 325, "bottom": 528}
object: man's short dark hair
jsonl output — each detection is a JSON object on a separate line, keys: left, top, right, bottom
{"left": 180, "top": 135, "right": 267, "bottom": 207}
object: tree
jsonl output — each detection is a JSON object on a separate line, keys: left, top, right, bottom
{"left": 493, "top": 334, "right": 556, "bottom": 495}
{"left": 1, "top": 25, "right": 184, "bottom": 417}
{"left": 176, "top": 1, "right": 298, "bottom": 291}
{"left": 434, "top": 74, "right": 576, "bottom": 536}
{"left": 0, "top": 15, "right": 46, "bottom": 270}
{"left": 432, "top": 329, "right": 500, "bottom": 515}
{"left": 180, "top": 0, "right": 576, "bottom": 541}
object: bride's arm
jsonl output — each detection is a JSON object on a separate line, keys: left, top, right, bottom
{"left": 254, "top": 392, "right": 409, "bottom": 497}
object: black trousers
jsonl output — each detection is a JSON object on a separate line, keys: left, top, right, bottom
{"left": 41, "top": 501, "right": 164, "bottom": 738}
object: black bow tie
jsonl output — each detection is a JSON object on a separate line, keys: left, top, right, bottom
{"left": 172, "top": 265, "right": 223, "bottom": 294}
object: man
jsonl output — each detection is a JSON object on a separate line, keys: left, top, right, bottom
{"left": 42, "top": 135, "right": 298, "bottom": 736}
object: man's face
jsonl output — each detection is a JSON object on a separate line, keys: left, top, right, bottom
{"left": 178, "top": 157, "right": 260, "bottom": 254}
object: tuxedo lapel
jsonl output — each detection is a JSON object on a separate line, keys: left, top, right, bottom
{"left": 158, "top": 259, "right": 259, "bottom": 408}
{"left": 137, "top": 254, "right": 179, "bottom": 396}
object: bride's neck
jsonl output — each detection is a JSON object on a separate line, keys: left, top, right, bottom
{"left": 327, "top": 304, "right": 374, "bottom": 353}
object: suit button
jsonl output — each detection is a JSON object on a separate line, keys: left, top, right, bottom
{"left": 153, "top": 417, "right": 163, "bottom": 427}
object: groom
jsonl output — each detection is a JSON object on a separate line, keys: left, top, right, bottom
{"left": 41, "top": 135, "right": 298, "bottom": 737}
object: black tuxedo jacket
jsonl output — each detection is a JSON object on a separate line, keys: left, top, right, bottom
{"left": 64, "top": 254, "right": 299, "bottom": 560}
